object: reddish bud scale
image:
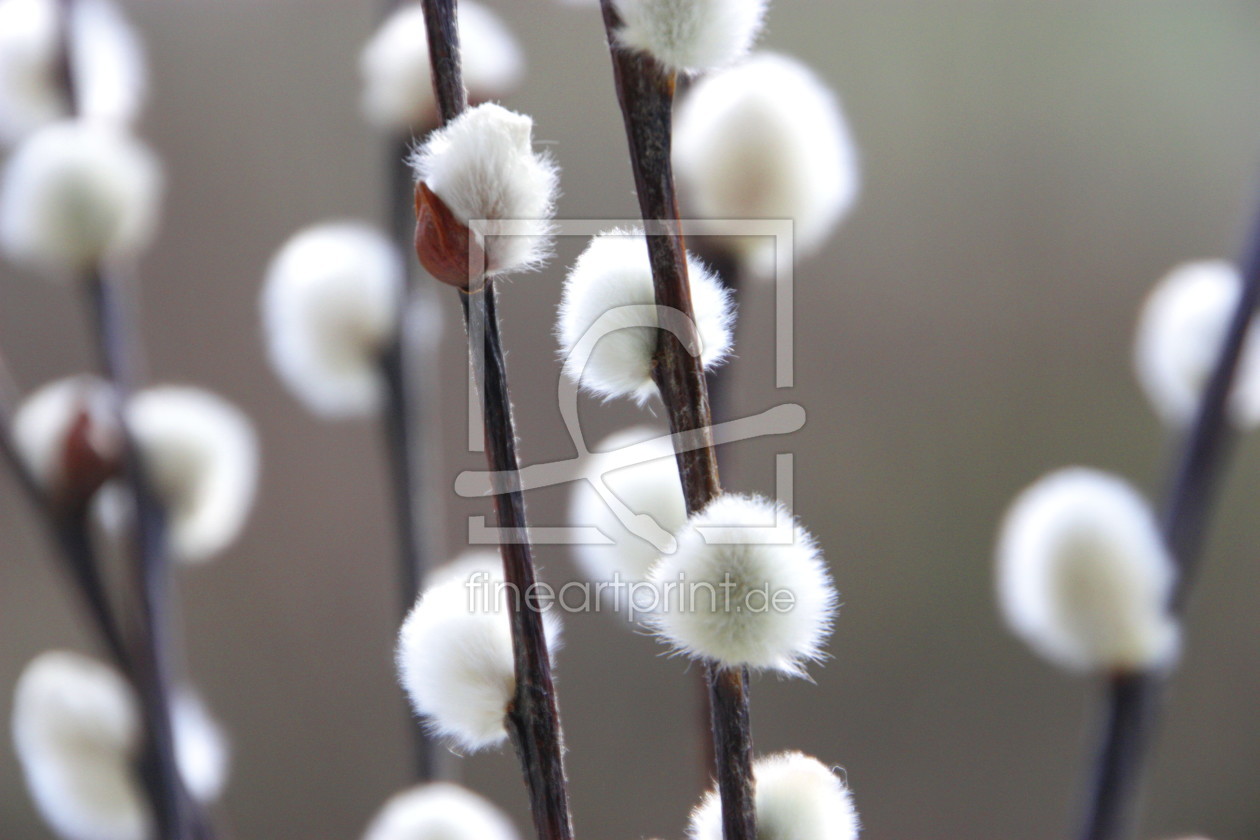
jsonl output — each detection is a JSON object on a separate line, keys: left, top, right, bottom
{"left": 414, "top": 181, "right": 484, "bottom": 291}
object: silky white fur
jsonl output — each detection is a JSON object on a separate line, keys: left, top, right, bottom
{"left": 127, "top": 386, "right": 259, "bottom": 564}
{"left": 13, "top": 374, "right": 118, "bottom": 494}
{"left": 648, "top": 493, "right": 836, "bottom": 676}
{"left": 360, "top": 1, "right": 523, "bottom": 131}
{"left": 0, "top": 120, "right": 161, "bottom": 275}
{"left": 409, "top": 103, "right": 558, "bottom": 278}
{"left": 569, "top": 427, "right": 686, "bottom": 609}
{"left": 996, "top": 468, "right": 1180, "bottom": 673}
{"left": 690, "top": 751, "right": 859, "bottom": 840}
{"left": 674, "top": 53, "right": 859, "bottom": 278}
{"left": 613, "top": 0, "right": 767, "bottom": 74}
{"left": 362, "top": 782, "right": 519, "bottom": 840}
{"left": 557, "top": 229, "right": 734, "bottom": 403}
{"left": 1134, "top": 259, "right": 1260, "bottom": 429}
{"left": 262, "top": 222, "right": 403, "bottom": 418}
{"left": 0, "top": 0, "right": 146, "bottom": 143}
{"left": 396, "top": 563, "right": 562, "bottom": 752}
{"left": 11, "top": 651, "right": 148, "bottom": 840}
{"left": 171, "top": 690, "right": 229, "bottom": 804}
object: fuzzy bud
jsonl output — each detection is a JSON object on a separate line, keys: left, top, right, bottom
{"left": 557, "top": 229, "right": 734, "bottom": 403}
{"left": 363, "top": 782, "right": 519, "bottom": 840}
{"left": 996, "top": 468, "right": 1180, "bottom": 673}
{"left": 11, "top": 651, "right": 148, "bottom": 840}
{"left": 674, "top": 53, "right": 859, "bottom": 277}
{"left": 0, "top": 120, "right": 161, "bottom": 275}
{"left": 648, "top": 493, "right": 836, "bottom": 676}
{"left": 690, "top": 751, "right": 860, "bottom": 840}
{"left": 360, "top": 1, "right": 522, "bottom": 131}
{"left": 1133, "top": 259, "right": 1260, "bottom": 429}
{"left": 612, "top": 0, "right": 768, "bottom": 74}
{"left": 0, "top": 0, "right": 146, "bottom": 144}
{"left": 12, "top": 374, "right": 121, "bottom": 506}
{"left": 568, "top": 427, "right": 686, "bottom": 610}
{"left": 409, "top": 103, "right": 558, "bottom": 286}
{"left": 396, "top": 558, "right": 562, "bottom": 752}
{"left": 126, "top": 386, "right": 259, "bottom": 564}
{"left": 262, "top": 222, "right": 404, "bottom": 418}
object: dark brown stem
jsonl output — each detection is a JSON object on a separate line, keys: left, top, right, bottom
{"left": 85, "top": 271, "right": 194, "bottom": 840}
{"left": 1078, "top": 673, "right": 1159, "bottom": 840}
{"left": 460, "top": 284, "right": 573, "bottom": 840}
{"left": 419, "top": 2, "right": 573, "bottom": 836}
{"left": 419, "top": 0, "right": 467, "bottom": 125}
{"left": 1076, "top": 196, "right": 1260, "bottom": 840}
{"left": 598, "top": 5, "right": 755, "bottom": 840}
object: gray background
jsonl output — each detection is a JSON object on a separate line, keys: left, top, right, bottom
{"left": 2, "top": 1, "right": 1260, "bottom": 839}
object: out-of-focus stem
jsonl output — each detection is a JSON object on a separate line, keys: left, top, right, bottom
{"left": 1077, "top": 190, "right": 1260, "bottom": 840}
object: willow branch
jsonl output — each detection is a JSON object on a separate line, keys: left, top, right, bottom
{"left": 418, "top": 2, "right": 573, "bottom": 837}
{"left": 84, "top": 270, "right": 193, "bottom": 840}
{"left": 597, "top": 4, "right": 755, "bottom": 839}
{"left": 1076, "top": 191, "right": 1260, "bottom": 840}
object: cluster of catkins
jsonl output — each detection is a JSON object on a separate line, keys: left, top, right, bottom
{"left": 0, "top": 0, "right": 873, "bottom": 837}
{"left": 0, "top": 0, "right": 257, "bottom": 836}
{"left": 263, "top": 0, "right": 867, "bottom": 839}
{"left": 996, "top": 258, "right": 1260, "bottom": 675}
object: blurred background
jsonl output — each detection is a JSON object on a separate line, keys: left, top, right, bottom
{"left": 3, "top": 1, "right": 1260, "bottom": 838}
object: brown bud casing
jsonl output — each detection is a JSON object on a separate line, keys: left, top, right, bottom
{"left": 414, "top": 181, "right": 485, "bottom": 291}
{"left": 57, "top": 406, "right": 122, "bottom": 512}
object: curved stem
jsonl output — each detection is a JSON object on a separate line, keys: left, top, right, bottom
{"left": 1076, "top": 192, "right": 1260, "bottom": 840}
{"left": 85, "top": 270, "right": 192, "bottom": 840}
{"left": 597, "top": 6, "right": 755, "bottom": 840}
{"left": 418, "top": 2, "right": 573, "bottom": 836}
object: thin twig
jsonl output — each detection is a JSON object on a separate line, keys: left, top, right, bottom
{"left": 49, "top": 2, "right": 201, "bottom": 834}
{"left": 84, "top": 270, "right": 192, "bottom": 840}
{"left": 1076, "top": 193, "right": 1260, "bottom": 840}
{"left": 597, "top": 5, "right": 755, "bottom": 839}
{"left": 418, "top": 2, "right": 573, "bottom": 837}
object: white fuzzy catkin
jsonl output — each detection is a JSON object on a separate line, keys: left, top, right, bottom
{"left": 0, "top": 120, "right": 161, "bottom": 275}
{"left": 690, "top": 751, "right": 859, "bottom": 840}
{"left": 612, "top": 0, "right": 768, "bottom": 74}
{"left": 0, "top": 0, "right": 146, "bottom": 144}
{"left": 409, "top": 102, "right": 559, "bottom": 277}
{"left": 396, "top": 561, "right": 562, "bottom": 752}
{"left": 557, "top": 229, "right": 734, "bottom": 403}
{"left": 1134, "top": 259, "right": 1260, "bottom": 429}
{"left": 648, "top": 493, "right": 836, "bottom": 676}
{"left": 569, "top": 427, "right": 686, "bottom": 607}
{"left": 12, "top": 374, "right": 118, "bottom": 494}
{"left": 262, "top": 222, "right": 404, "bottom": 418}
{"left": 996, "top": 468, "right": 1180, "bottom": 673}
{"left": 11, "top": 651, "right": 149, "bottom": 840}
{"left": 362, "top": 782, "right": 519, "bottom": 840}
{"left": 127, "top": 386, "right": 259, "bottom": 564}
{"left": 171, "top": 690, "right": 229, "bottom": 804}
{"left": 360, "top": 1, "right": 522, "bottom": 131}
{"left": 674, "top": 53, "right": 860, "bottom": 277}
